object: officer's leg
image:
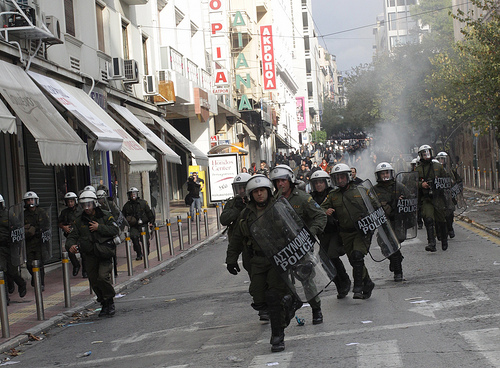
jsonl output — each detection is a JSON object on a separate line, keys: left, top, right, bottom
{"left": 6, "top": 260, "right": 26, "bottom": 298}
{"left": 351, "top": 235, "right": 374, "bottom": 300}
{"left": 388, "top": 250, "right": 404, "bottom": 282}
{"left": 249, "top": 264, "right": 269, "bottom": 321}
{"left": 331, "top": 257, "right": 351, "bottom": 298}
{"left": 266, "top": 289, "right": 285, "bottom": 352}
{"left": 349, "top": 250, "right": 365, "bottom": 299}
{"left": 131, "top": 236, "right": 142, "bottom": 260}
{"left": 65, "top": 242, "right": 80, "bottom": 276}
{"left": 446, "top": 212, "right": 455, "bottom": 238}
{"left": 422, "top": 201, "right": 437, "bottom": 252}
{"left": 97, "top": 258, "right": 116, "bottom": 317}
{"left": 436, "top": 209, "right": 448, "bottom": 251}
{"left": 81, "top": 255, "right": 88, "bottom": 278}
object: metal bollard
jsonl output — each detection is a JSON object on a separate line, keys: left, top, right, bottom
{"left": 204, "top": 209, "right": 209, "bottom": 237}
{"left": 0, "top": 272, "right": 10, "bottom": 338}
{"left": 187, "top": 212, "right": 193, "bottom": 245}
{"left": 177, "top": 216, "right": 184, "bottom": 251}
{"left": 62, "top": 252, "right": 72, "bottom": 308}
{"left": 154, "top": 223, "right": 163, "bottom": 261}
{"left": 141, "top": 226, "right": 149, "bottom": 269}
{"left": 216, "top": 203, "right": 221, "bottom": 230}
{"left": 195, "top": 210, "right": 201, "bottom": 241}
{"left": 166, "top": 218, "right": 174, "bottom": 255}
{"left": 32, "top": 260, "right": 44, "bottom": 320}
{"left": 125, "top": 231, "right": 133, "bottom": 276}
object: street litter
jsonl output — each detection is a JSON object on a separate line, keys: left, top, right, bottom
{"left": 226, "top": 356, "right": 243, "bottom": 362}
{"left": 76, "top": 351, "right": 91, "bottom": 358}
{"left": 346, "top": 342, "right": 359, "bottom": 346}
{"left": 361, "top": 321, "right": 372, "bottom": 324}
{"left": 91, "top": 341, "right": 103, "bottom": 344}
{"left": 63, "top": 322, "right": 95, "bottom": 328}
{"left": 115, "top": 293, "right": 126, "bottom": 298}
{"left": 266, "top": 363, "right": 279, "bottom": 366}
{"left": 405, "top": 297, "right": 423, "bottom": 301}
{"left": 0, "top": 360, "right": 20, "bottom": 366}
{"left": 296, "top": 316, "right": 305, "bottom": 326}
{"left": 410, "top": 300, "right": 430, "bottom": 304}
{"left": 164, "top": 299, "right": 176, "bottom": 303}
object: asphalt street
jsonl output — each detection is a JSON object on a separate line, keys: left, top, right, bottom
{"left": 7, "top": 209, "right": 500, "bottom": 368}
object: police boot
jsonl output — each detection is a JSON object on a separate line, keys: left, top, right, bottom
{"left": 424, "top": 219, "right": 437, "bottom": 252}
{"left": 389, "top": 251, "right": 403, "bottom": 282}
{"left": 258, "top": 309, "right": 270, "bottom": 321}
{"left": 332, "top": 258, "right": 351, "bottom": 299}
{"left": 107, "top": 300, "right": 116, "bottom": 316}
{"left": 350, "top": 251, "right": 365, "bottom": 299}
{"left": 7, "top": 276, "right": 14, "bottom": 294}
{"left": 99, "top": 301, "right": 109, "bottom": 317}
{"left": 362, "top": 274, "right": 375, "bottom": 299}
{"left": 266, "top": 290, "right": 285, "bottom": 352}
{"left": 312, "top": 308, "right": 323, "bottom": 325}
{"left": 439, "top": 222, "right": 448, "bottom": 251}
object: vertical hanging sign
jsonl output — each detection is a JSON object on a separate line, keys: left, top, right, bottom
{"left": 260, "top": 25, "right": 276, "bottom": 90}
{"left": 209, "top": 0, "right": 229, "bottom": 94}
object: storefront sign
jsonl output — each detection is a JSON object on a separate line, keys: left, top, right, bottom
{"left": 260, "top": 25, "right": 276, "bottom": 90}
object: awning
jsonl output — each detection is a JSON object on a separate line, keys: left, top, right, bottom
{"left": 208, "top": 144, "right": 248, "bottom": 155}
{"left": 28, "top": 72, "right": 123, "bottom": 152}
{"left": 0, "top": 99, "right": 16, "bottom": 134}
{"left": 275, "top": 132, "right": 292, "bottom": 149}
{"left": 242, "top": 123, "right": 257, "bottom": 141}
{"left": 147, "top": 112, "right": 209, "bottom": 166}
{"left": 109, "top": 103, "right": 181, "bottom": 165}
{"left": 0, "top": 60, "right": 88, "bottom": 166}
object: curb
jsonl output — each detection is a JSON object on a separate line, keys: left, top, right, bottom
{"left": 456, "top": 215, "right": 500, "bottom": 239}
{"left": 0, "top": 230, "right": 224, "bottom": 354}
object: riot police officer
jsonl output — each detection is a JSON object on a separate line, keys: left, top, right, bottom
{"left": 373, "top": 163, "right": 406, "bottom": 281}
{"left": 58, "top": 192, "right": 85, "bottom": 277}
{"left": 23, "top": 191, "right": 49, "bottom": 291}
{"left": 269, "top": 164, "right": 327, "bottom": 324}
{"left": 0, "top": 194, "right": 26, "bottom": 300}
{"left": 122, "top": 187, "right": 155, "bottom": 261}
{"left": 309, "top": 170, "right": 351, "bottom": 298}
{"left": 436, "top": 151, "right": 460, "bottom": 239}
{"left": 321, "top": 164, "right": 375, "bottom": 299}
{"left": 416, "top": 145, "right": 449, "bottom": 252}
{"left": 67, "top": 190, "right": 119, "bottom": 317}
{"left": 226, "top": 175, "right": 301, "bottom": 352}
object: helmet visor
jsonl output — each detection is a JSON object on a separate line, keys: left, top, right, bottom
{"left": 80, "top": 200, "right": 95, "bottom": 210}
{"left": 232, "top": 182, "right": 247, "bottom": 198}
{"left": 421, "top": 149, "right": 431, "bottom": 160}
{"left": 331, "top": 172, "right": 350, "bottom": 187}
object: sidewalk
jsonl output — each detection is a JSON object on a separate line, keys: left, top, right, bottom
{"left": 0, "top": 203, "right": 224, "bottom": 352}
{"left": 458, "top": 187, "right": 500, "bottom": 237}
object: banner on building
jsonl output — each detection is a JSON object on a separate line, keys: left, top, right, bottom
{"left": 296, "top": 97, "right": 306, "bottom": 132}
{"left": 260, "top": 25, "right": 276, "bottom": 90}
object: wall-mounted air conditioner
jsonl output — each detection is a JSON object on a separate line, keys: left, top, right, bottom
{"left": 44, "top": 15, "right": 62, "bottom": 42}
{"left": 109, "top": 57, "right": 125, "bottom": 79}
{"left": 124, "top": 59, "right": 139, "bottom": 83}
{"left": 143, "top": 75, "right": 157, "bottom": 95}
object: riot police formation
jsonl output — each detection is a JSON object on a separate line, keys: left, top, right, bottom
{"left": 122, "top": 187, "right": 155, "bottom": 261}
{"left": 0, "top": 194, "right": 27, "bottom": 301}
{"left": 58, "top": 192, "right": 86, "bottom": 277}
{"left": 67, "top": 190, "right": 119, "bottom": 317}
{"left": 373, "top": 162, "right": 407, "bottom": 282}
{"left": 226, "top": 175, "right": 303, "bottom": 352}
{"left": 23, "top": 191, "right": 50, "bottom": 291}
{"left": 269, "top": 164, "right": 327, "bottom": 325}
{"left": 309, "top": 170, "right": 351, "bottom": 298}
{"left": 321, "top": 164, "right": 376, "bottom": 300}
{"left": 416, "top": 145, "right": 450, "bottom": 252}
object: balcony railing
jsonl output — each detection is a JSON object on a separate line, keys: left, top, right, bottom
{"left": 186, "top": 58, "right": 199, "bottom": 84}
{"left": 169, "top": 47, "right": 184, "bottom": 75}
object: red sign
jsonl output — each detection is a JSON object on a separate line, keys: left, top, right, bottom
{"left": 260, "top": 25, "right": 276, "bottom": 90}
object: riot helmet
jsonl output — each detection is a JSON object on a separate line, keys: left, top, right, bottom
{"left": 436, "top": 151, "right": 449, "bottom": 167}
{"left": 23, "top": 191, "right": 39, "bottom": 208}
{"left": 79, "top": 190, "right": 98, "bottom": 211}
{"left": 375, "top": 162, "right": 395, "bottom": 182}
{"left": 232, "top": 173, "right": 252, "bottom": 198}
{"left": 269, "top": 164, "right": 296, "bottom": 184}
{"left": 330, "top": 163, "right": 352, "bottom": 188}
{"left": 245, "top": 174, "right": 273, "bottom": 207}
{"left": 127, "top": 187, "right": 139, "bottom": 200}
{"left": 0, "top": 194, "right": 4, "bottom": 210}
{"left": 64, "top": 192, "right": 78, "bottom": 207}
{"left": 418, "top": 144, "right": 433, "bottom": 161}
{"left": 309, "top": 170, "right": 332, "bottom": 193}
{"left": 83, "top": 185, "right": 96, "bottom": 193}
{"left": 96, "top": 189, "right": 108, "bottom": 205}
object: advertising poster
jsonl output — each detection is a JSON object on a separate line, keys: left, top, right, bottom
{"left": 208, "top": 153, "right": 239, "bottom": 203}
{"left": 296, "top": 97, "right": 306, "bottom": 132}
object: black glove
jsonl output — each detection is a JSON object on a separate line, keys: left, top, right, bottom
{"left": 234, "top": 197, "right": 246, "bottom": 210}
{"left": 226, "top": 263, "right": 240, "bottom": 275}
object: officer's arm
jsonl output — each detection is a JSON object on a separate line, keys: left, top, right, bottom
{"left": 97, "top": 215, "right": 120, "bottom": 237}
{"left": 145, "top": 203, "right": 155, "bottom": 223}
{"left": 305, "top": 195, "right": 327, "bottom": 236}
{"left": 220, "top": 199, "right": 241, "bottom": 226}
{"left": 65, "top": 220, "right": 79, "bottom": 247}
{"left": 226, "top": 216, "right": 245, "bottom": 265}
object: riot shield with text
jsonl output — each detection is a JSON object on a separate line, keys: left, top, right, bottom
{"left": 451, "top": 181, "right": 467, "bottom": 215}
{"left": 432, "top": 176, "right": 455, "bottom": 215}
{"left": 394, "top": 172, "right": 419, "bottom": 241}
{"left": 8, "top": 203, "right": 25, "bottom": 267}
{"left": 249, "top": 197, "right": 336, "bottom": 303}
{"left": 40, "top": 205, "right": 52, "bottom": 259}
{"left": 352, "top": 180, "right": 401, "bottom": 262}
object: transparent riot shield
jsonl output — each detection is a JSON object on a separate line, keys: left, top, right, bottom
{"left": 8, "top": 203, "right": 25, "bottom": 267}
{"left": 40, "top": 205, "right": 52, "bottom": 259}
{"left": 394, "top": 172, "right": 419, "bottom": 240}
{"left": 352, "top": 180, "right": 401, "bottom": 262}
{"left": 249, "top": 197, "right": 336, "bottom": 303}
{"left": 432, "top": 176, "right": 455, "bottom": 216}
{"left": 451, "top": 181, "right": 467, "bottom": 215}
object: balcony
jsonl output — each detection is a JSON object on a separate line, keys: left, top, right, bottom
{"left": 121, "top": 0, "right": 149, "bottom": 5}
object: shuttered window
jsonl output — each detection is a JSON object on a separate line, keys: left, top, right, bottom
{"left": 64, "top": 0, "right": 75, "bottom": 37}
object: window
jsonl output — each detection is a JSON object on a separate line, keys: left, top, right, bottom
{"left": 307, "top": 82, "right": 313, "bottom": 97}
{"left": 388, "top": 12, "right": 396, "bottom": 30}
{"left": 387, "top": 0, "right": 396, "bottom": 7}
{"left": 122, "top": 21, "right": 129, "bottom": 59}
{"left": 304, "top": 36, "right": 310, "bottom": 51}
{"left": 65, "top": 0, "right": 75, "bottom": 36}
{"left": 96, "top": 3, "right": 105, "bottom": 52}
{"left": 142, "top": 36, "right": 149, "bottom": 75}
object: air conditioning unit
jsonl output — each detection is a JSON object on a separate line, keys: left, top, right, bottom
{"left": 8, "top": 0, "right": 39, "bottom": 27}
{"left": 143, "top": 75, "right": 157, "bottom": 95}
{"left": 109, "top": 57, "right": 125, "bottom": 79}
{"left": 44, "top": 15, "right": 62, "bottom": 41}
{"left": 158, "top": 69, "right": 171, "bottom": 82}
{"left": 124, "top": 59, "right": 139, "bottom": 83}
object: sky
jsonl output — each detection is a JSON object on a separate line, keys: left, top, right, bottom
{"left": 311, "top": 0, "right": 384, "bottom": 74}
